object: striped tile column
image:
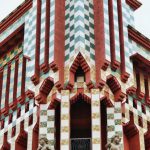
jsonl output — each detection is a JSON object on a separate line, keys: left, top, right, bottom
{"left": 103, "top": 0, "right": 111, "bottom": 62}
{"left": 49, "top": 0, "right": 55, "bottom": 64}
{"left": 113, "top": 0, "right": 120, "bottom": 62}
{"left": 91, "top": 89, "right": 101, "bottom": 149}
{"left": 60, "top": 90, "right": 70, "bottom": 150}
{"left": 40, "top": 0, "right": 46, "bottom": 65}
{"left": 9, "top": 60, "right": 15, "bottom": 104}
{"left": 1, "top": 65, "right": 7, "bottom": 109}
{"left": 107, "top": 102, "right": 124, "bottom": 149}
{"left": 17, "top": 55, "right": 23, "bottom": 98}
{"left": 39, "top": 104, "right": 55, "bottom": 149}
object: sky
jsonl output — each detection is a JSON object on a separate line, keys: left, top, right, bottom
{"left": 0, "top": 0, "right": 150, "bottom": 38}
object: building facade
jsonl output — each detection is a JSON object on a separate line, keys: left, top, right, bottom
{"left": 0, "top": 0, "right": 150, "bottom": 149}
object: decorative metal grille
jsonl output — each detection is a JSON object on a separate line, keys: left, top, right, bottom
{"left": 71, "top": 138, "right": 91, "bottom": 150}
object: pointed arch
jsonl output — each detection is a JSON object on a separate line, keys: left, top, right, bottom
{"left": 67, "top": 53, "right": 91, "bottom": 90}
{"left": 70, "top": 93, "right": 91, "bottom": 105}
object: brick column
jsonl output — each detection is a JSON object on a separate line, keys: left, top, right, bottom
{"left": 8, "top": 123, "right": 20, "bottom": 150}
{"left": 25, "top": 102, "right": 37, "bottom": 150}
{"left": 91, "top": 89, "right": 101, "bottom": 149}
{"left": 60, "top": 90, "right": 70, "bottom": 150}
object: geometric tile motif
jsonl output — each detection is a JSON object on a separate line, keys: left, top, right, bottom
{"left": 0, "top": 43, "right": 22, "bottom": 67}
{"left": 124, "top": 95, "right": 149, "bottom": 133}
{"left": 65, "top": 0, "right": 95, "bottom": 66}
{"left": 107, "top": 102, "right": 124, "bottom": 149}
{"left": 39, "top": 104, "right": 55, "bottom": 149}
{"left": 91, "top": 89, "right": 101, "bottom": 149}
{"left": 60, "top": 90, "right": 70, "bottom": 150}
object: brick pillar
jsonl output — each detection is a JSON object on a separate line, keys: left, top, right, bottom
{"left": 25, "top": 103, "right": 37, "bottom": 150}
{"left": 8, "top": 123, "right": 20, "bottom": 150}
{"left": 91, "top": 89, "right": 101, "bottom": 149}
{"left": 60, "top": 90, "right": 70, "bottom": 150}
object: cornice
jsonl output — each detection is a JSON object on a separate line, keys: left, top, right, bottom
{"left": 126, "top": 0, "right": 142, "bottom": 10}
{"left": 128, "top": 25, "right": 150, "bottom": 51}
{"left": 0, "top": 0, "right": 32, "bottom": 34}
{"left": 130, "top": 53, "right": 150, "bottom": 74}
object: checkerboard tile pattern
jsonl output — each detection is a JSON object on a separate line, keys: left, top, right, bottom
{"left": 123, "top": 95, "right": 149, "bottom": 133}
{"left": 0, "top": 52, "right": 24, "bottom": 110}
{"left": 0, "top": 98, "right": 37, "bottom": 149}
{"left": 91, "top": 89, "right": 101, "bottom": 149}
{"left": 24, "top": 0, "right": 37, "bottom": 77}
{"left": 107, "top": 102, "right": 124, "bottom": 149}
{"left": 39, "top": 104, "right": 55, "bottom": 149}
{"left": 60, "top": 90, "right": 70, "bottom": 150}
{"left": 0, "top": 12, "right": 28, "bottom": 42}
{"left": 0, "top": 44, "right": 22, "bottom": 68}
{"left": 24, "top": 0, "right": 55, "bottom": 80}
{"left": 65, "top": 0, "right": 95, "bottom": 66}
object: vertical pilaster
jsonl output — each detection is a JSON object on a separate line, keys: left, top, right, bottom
{"left": 39, "top": 104, "right": 55, "bottom": 149}
{"left": 26, "top": 107, "right": 37, "bottom": 150}
{"left": 8, "top": 123, "right": 20, "bottom": 150}
{"left": 107, "top": 102, "right": 124, "bottom": 149}
{"left": 140, "top": 72, "right": 145, "bottom": 96}
{"left": 139, "top": 129, "right": 145, "bottom": 150}
{"left": 60, "top": 90, "right": 70, "bottom": 150}
{"left": 91, "top": 89, "right": 101, "bottom": 149}
{"left": 0, "top": 133, "right": 4, "bottom": 149}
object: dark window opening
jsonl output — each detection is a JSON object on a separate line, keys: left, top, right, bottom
{"left": 75, "top": 66, "right": 85, "bottom": 82}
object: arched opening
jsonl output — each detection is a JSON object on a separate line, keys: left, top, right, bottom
{"left": 75, "top": 66, "right": 85, "bottom": 82}
{"left": 70, "top": 96, "right": 91, "bottom": 149}
{"left": 69, "top": 53, "right": 90, "bottom": 86}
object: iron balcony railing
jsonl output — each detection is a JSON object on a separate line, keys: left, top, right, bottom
{"left": 71, "top": 138, "right": 92, "bottom": 150}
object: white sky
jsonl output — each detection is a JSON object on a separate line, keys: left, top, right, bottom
{"left": 0, "top": 0, "right": 150, "bottom": 38}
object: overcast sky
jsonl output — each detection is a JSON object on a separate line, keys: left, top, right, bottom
{"left": 0, "top": 0, "right": 150, "bottom": 38}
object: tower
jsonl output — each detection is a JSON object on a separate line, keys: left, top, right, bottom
{"left": 0, "top": 0, "right": 150, "bottom": 149}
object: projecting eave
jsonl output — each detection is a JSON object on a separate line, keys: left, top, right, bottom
{"left": 126, "top": 0, "right": 142, "bottom": 10}
{"left": 130, "top": 53, "right": 150, "bottom": 74}
{"left": 128, "top": 25, "right": 150, "bottom": 51}
{"left": 0, "top": 0, "right": 32, "bottom": 34}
